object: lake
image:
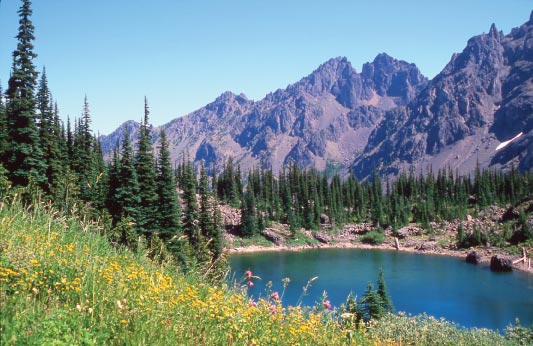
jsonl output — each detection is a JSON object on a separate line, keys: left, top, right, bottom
{"left": 229, "top": 248, "right": 533, "bottom": 331}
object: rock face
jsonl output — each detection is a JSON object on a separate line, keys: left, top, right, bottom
{"left": 490, "top": 255, "right": 513, "bottom": 272}
{"left": 100, "top": 12, "right": 533, "bottom": 178}
{"left": 353, "top": 13, "right": 533, "bottom": 178}
{"left": 466, "top": 251, "right": 482, "bottom": 264}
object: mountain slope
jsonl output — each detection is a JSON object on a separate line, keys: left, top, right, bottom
{"left": 100, "top": 11, "right": 533, "bottom": 178}
{"left": 101, "top": 54, "right": 427, "bottom": 173}
{"left": 353, "top": 12, "right": 533, "bottom": 178}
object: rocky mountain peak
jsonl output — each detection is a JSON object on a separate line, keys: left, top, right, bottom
{"left": 489, "top": 23, "right": 499, "bottom": 38}
{"left": 361, "top": 53, "right": 428, "bottom": 102}
{"left": 297, "top": 56, "right": 355, "bottom": 95}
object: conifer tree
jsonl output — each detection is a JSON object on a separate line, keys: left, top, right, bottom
{"left": 0, "top": 84, "right": 8, "bottom": 159}
{"left": 377, "top": 270, "right": 394, "bottom": 313}
{"left": 240, "top": 189, "right": 257, "bottom": 237}
{"left": 198, "top": 163, "right": 217, "bottom": 261}
{"left": 181, "top": 159, "right": 201, "bottom": 254}
{"left": 135, "top": 97, "right": 158, "bottom": 238}
{"left": 359, "top": 283, "right": 385, "bottom": 321}
{"left": 36, "top": 67, "right": 62, "bottom": 198}
{"left": 4, "top": 0, "right": 47, "bottom": 188}
{"left": 155, "top": 130, "right": 183, "bottom": 259}
{"left": 115, "top": 131, "right": 140, "bottom": 228}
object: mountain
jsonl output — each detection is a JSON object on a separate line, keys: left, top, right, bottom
{"left": 353, "top": 12, "right": 533, "bottom": 177}
{"left": 100, "top": 11, "right": 533, "bottom": 178}
{"left": 101, "top": 54, "right": 428, "bottom": 173}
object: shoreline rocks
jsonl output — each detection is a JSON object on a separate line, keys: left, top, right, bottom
{"left": 490, "top": 255, "right": 513, "bottom": 272}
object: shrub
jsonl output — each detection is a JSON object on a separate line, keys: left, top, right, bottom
{"left": 361, "top": 231, "right": 385, "bottom": 245}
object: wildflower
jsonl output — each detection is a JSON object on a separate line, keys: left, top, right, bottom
{"left": 121, "top": 319, "right": 127, "bottom": 324}
{"left": 270, "top": 304, "right": 277, "bottom": 314}
{"left": 245, "top": 270, "right": 252, "bottom": 279}
{"left": 247, "top": 280, "right": 254, "bottom": 287}
{"left": 248, "top": 299, "right": 257, "bottom": 307}
{"left": 322, "top": 300, "right": 332, "bottom": 310}
{"left": 271, "top": 291, "right": 279, "bottom": 301}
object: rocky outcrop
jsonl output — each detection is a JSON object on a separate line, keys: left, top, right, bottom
{"left": 353, "top": 13, "right": 533, "bottom": 179}
{"left": 313, "top": 231, "right": 332, "bottom": 244}
{"left": 490, "top": 255, "right": 513, "bottom": 272}
{"left": 466, "top": 251, "right": 482, "bottom": 264}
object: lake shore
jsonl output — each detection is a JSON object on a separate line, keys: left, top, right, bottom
{"left": 227, "top": 239, "right": 533, "bottom": 275}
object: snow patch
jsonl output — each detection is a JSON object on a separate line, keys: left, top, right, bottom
{"left": 495, "top": 132, "right": 523, "bottom": 151}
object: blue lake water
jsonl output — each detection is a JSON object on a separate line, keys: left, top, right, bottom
{"left": 229, "top": 248, "right": 533, "bottom": 331}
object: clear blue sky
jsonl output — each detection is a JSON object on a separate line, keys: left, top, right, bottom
{"left": 0, "top": 0, "right": 531, "bottom": 135}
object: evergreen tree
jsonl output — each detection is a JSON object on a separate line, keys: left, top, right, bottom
{"left": 115, "top": 131, "right": 140, "bottom": 229}
{"left": 198, "top": 163, "right": 219, "bottom": 261}
{"left": 240, "top": 189, "right": 257, "bottom": 237}
{"left": 377, "top": 270, "right": 394, "bottom": 313}
{"left": 4, "top": 0, "right": 47, "bottom": 188}
{"left": 135, "top": 97, "right": 158, "bottom": 238}
{"left": 359, "top": 283, "right": 385, "bottom": 321}
{"left": 0, "top": 84, "right": 8, "bottom": 160}
{"left": 181, "top": 159, "right": 201, "bottom": 254}
{"left": 36, "top": 67, "right": 62, "bottom": 198}
{"left": 156, "top": 130, "right": 183, "bottom": 260}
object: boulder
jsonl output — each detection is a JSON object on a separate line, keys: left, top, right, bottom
{"left": 465, "top": 251, "right": 482, "bottom": 264}
{"left": 313, "top": 231, "right": 331, "bottom": 244}
{"left": 261, "top": 229, "right": 284, "bottom": 245}
{"left": 500, "top": 207, "right": 520, "bottom": 222}
{"left": 490, "top": 255, "right": 513, "bottom": 272}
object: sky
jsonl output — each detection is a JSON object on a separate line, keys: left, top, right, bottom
{"left": 0, "top": 1, "right": 531, "bottom": 135}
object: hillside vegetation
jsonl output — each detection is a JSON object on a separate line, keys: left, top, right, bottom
{"left": 2, "top": 197, "right": 531, "bottom": 345}
{"left": 0, "top": 197, "right": 360, "bottom": 345}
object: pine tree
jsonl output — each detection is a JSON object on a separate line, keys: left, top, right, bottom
{"left": 4, "top": 0, "right": 47, "bottom": 188}
{"left": 359, "top": 283, "right": 385, "bottom": 321}
{"left": 181, "top": 159, "right": 201, "bottom": 254}
{"left": 377, "top": 270, "right": 394, "bottom": 313}
{"left": 135, "top": 97, "right": 158, "bottom": 239}
{"left": 0, "top": 84, "right": 8, "bottom": 159}
{"left": 155, "top": 130, "right": 183, "bottom": 260}
{"left": 115, "top": 131, "right": 140, "bottom": 229}
{"left": 36, "top": 67, "right": 62, "bottom": 198}
{"left": 198, "top": 163, "right": 216, "bottom": 261}
{"left": 240, "top": 187, "right": 258, "bottom": 237}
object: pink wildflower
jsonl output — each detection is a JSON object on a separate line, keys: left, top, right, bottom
{"left": 245, "top": 270, "right": 252, "bottom": 279}
{"left": 269, "top": 304, "right": 277, "bottom": 314}
{"left": 248, "top": 299, "right": 257, "bottom": 307}
{"left": 271, "top": 291, "right": 279, "bottom": 301}
{"left": 322, "top": 300, "right": 332, "bottom": 310}
{"left": 247, "top": 280, "right": 254, "bottom": 287}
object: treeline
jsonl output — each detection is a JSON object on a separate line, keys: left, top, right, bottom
{"left": 212, "top": 161, "right": 532, "bottom": 239}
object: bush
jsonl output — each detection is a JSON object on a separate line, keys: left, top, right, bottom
{"left": 366, "top": 313, "right": 513, "bottom": 346}
{"left": 361, "top": 231, "right": 385, "bottom": 245}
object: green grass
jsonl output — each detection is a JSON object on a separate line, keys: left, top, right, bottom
{"left": 0, "top": 199, "right": 361, "bottom": 345}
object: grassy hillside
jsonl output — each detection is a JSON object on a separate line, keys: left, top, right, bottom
{"left": 0, "top": 199, "right": 361, "bottom": 345}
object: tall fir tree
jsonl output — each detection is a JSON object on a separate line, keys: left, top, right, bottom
{"left": 135, "top": 97, "right": 158, "bottom": 238}
{"left": 115, "top": 131, "right": 140, "bottom": 227}
{"left": 0, "top": 84, "right": 7, "bottom": 159}
{"left": 36, "top": 67, "right": 63, "bottom": 198}
{"left": 155, "top": 130, "right": 183, "bottom": 259}
{"left": 4, "top": 0, "right": 47, "bottom": 188}
{"left": 377, "top": 270, "right": 394, "bottom": 313}
{"left": 182, "top": 159, "right": 201, "bottom": 255}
